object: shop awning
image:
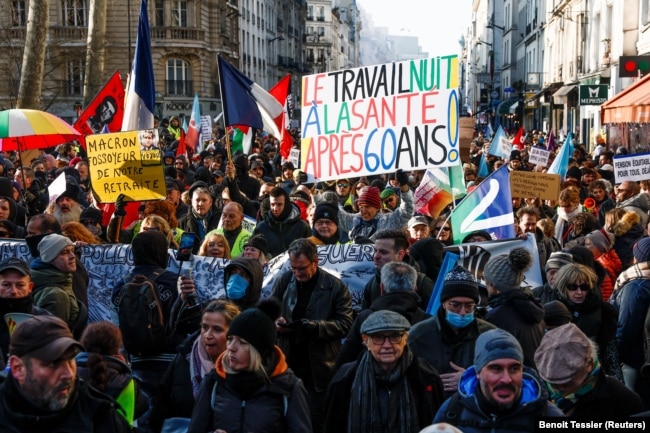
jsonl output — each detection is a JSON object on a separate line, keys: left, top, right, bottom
{"left": 497, "top": 98, "right": 519, "bottom": 115}
{"left": 553, "top": 85, "right": 577, "bottom": 97}
{"left": 601, "top": 72, "right": 650, "bottom": 124}
{"left": 526, "top": 82, "right": 564, "bottom": 103}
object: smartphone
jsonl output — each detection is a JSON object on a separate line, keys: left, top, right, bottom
{"left": 176, "top": 232, "right": 197, "bottom": 261}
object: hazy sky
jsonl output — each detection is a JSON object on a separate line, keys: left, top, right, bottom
{"left": 355, "top": 0, "right": 473, "bottom": 57}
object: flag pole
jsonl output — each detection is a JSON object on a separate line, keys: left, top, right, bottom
{"left": 216, "top": 55, "right": 232, "bottom": 164}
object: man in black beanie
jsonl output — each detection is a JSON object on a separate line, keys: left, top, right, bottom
{"left": 307, "top": 202, "right": 347, "bottom": 245}
{"left": 409, "top": 265, "right": 496, "bottom": 396}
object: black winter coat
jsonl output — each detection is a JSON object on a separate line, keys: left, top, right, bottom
{"left": 0, "top": 375, "right": 130, "bottom": 433}
{"left": 485, "top": 288, "right": 545, "bottom": 369}
{"left": 324, "top": 355, "right": 445, "bottom": 433}
{"left": 252, "top": 202, "right": 310, "bottom": 258}
{"left": 271, "top": 268, "right": 353, "bottom": 392}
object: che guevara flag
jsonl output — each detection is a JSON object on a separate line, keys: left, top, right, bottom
{"left": 74, "top": 71, "right": 125, "bottom": 136}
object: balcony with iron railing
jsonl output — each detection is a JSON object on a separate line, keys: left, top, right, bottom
{"left": 151, "top": 27, "right": 205, "bottom": 42}
{"left": 50, "top": 26, "right": 88, "bottom": 40}
{"left": 165, "top": 80, "right": 194, "bottom": 96}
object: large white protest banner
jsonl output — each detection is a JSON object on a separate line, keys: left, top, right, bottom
{"left": 300, "top": 56, "right": 462, "bottom": 181}
{"left": 0, "top": 241, "right": 375, "bottom": 323}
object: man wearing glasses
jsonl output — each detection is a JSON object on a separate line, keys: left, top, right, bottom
{"left": 409, "top": 265, "right": 495, "bottom": 396}
{"left": 323, "top": 310, "right": 444, "bottom": 433}
{"left": 615, "top": 180, "right": 649, "bottom": 229}
{"left": 271, "top": 238, "right": 353, "bottom": 433}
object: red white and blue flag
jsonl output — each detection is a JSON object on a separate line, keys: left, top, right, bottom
{"left": 217, "top": 56, "right": 282, "bottom": 137}
{"left": 121, "top": 0, "right": 155, "bottom": 131}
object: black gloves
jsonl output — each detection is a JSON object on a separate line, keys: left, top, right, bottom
{"left": 280, "top": 318, "right": 318, "bottom": 335}
{"left": 114, "top": 194, "right": 127, "bottom": 217}
{"left": 396, "top": 169, "right": 409, "bottom": 186}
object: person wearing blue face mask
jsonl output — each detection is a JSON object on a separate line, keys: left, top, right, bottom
{"left": 223, "top": 257, "right": 263, "bottom": 311}
{"left": 408, "top": 265, "right": 496, "bottom": 396}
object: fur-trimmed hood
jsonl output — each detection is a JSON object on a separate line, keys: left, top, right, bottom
{"left": 610, "top": 210, "right": 641, "bottom": 237}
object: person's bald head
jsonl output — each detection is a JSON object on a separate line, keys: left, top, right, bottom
{"left": 221, "top": 202, "right": 244, "bottom": 231}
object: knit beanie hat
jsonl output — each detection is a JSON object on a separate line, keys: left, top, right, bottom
{"left": 483, "top": 247, "right": 532, "bottom": 291}
{"left": 545, "top": 251, "right": 574, "bottom": 272}
{"left": 474, "top": 328, "right": 523, "bottom": 372}
{"left": 380, "top": 188, "right": 396, "bottom": 200}
{"left": 37, "top": 234, "right": 73, "bottom": 264}
{"left": 543, "top": 300, "right": 572, "bottom": 328}
{"left": 132, "top": 231, "right": 170, "bottom": 268}
{"left": 313, "top": 202, "right": 339, "bottom": 225}
{"left": 357, "top": 186, "right": 382, "bottom": 209}
{"left": 441, "top": 265, "right": 479, "bottom": 303}
{"left": 633, "top": 237, "right": 650, "bottom": 263}
{"left": 227, "top": 299, "right": 280, "bottom": 357}
{"left": 243, "top": 235, "right": 269, "bottom": 255}
{"left": 79, "top": 207, "right": 104, "bottom": 225}
{"left": 585, "top": 229, "right": 614, "bottom": 253}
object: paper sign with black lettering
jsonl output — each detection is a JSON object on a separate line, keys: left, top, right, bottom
{"left": 86, "top": 130, "right": 166, "bottom": 202}
{"left": 613, "top": 152, "right": 650, "bottom": 182}
{"left": 300, "top": 56, "right": 461, "bottom": 181}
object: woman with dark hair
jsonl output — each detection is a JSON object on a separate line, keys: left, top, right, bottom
{"left": 150, "top": 300, "right": 241, "bottom": 432}
{"left": 431, "top": 215, "right": 453, "bottom": 246}
{"left": 76, "top": 321, "right": 148, "bottom": 428}
{"left": 188, "top": 299, "right": 311, "bottom": 433}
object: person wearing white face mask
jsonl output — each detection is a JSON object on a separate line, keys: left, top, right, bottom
{"left": 409, "top": 265, "right": 496, "bottom": 396}
{"left": 223, "top": 257, "right": 263, "bottom": 311}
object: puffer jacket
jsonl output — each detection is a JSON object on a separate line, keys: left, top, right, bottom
{"left": 609, "top": 266, "right": 650, "bottom": 369}
{"left": 252, "top": 202, "right": 311, "bottom": 258}
{"left": 187, "top": 347, "right": 312, "bottom": 433}
{"left": 432, "top": 366, "right": 564, "bottom": 430}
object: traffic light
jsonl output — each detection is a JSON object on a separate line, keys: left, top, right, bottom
{"left": 619, "top": 56, "right": 650, "bottom": 78}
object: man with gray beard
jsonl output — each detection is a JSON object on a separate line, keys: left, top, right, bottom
{"left": 0, "top": 315, "right": 129, "bottom": 432}
{"left": 48, "top": 183, "right": 85, "bottom": 225}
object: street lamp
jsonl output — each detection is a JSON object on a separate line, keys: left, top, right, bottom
{"left": 477, "top": 39, "right": 492, "bottom": 47}
{"left": 267, "top": 36, "right": 284, "bottom": 43}
{"left": 487, "top": 21, "right": 505, "bottom": 31}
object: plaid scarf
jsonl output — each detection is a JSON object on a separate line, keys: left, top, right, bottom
{"left": 613, "top": 261, "right": 650, "bottom": 292}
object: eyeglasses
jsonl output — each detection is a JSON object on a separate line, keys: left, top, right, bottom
{"left": 446, "top": 301, "right": 477, "bottom": 313}
{"left": 566, "top": 284, "right": 590, "bottom": 292}
{"left": 80, "top": 220, "right": 96, "bottom": 226}
{"left": 434, "top": 226, "right": 451, "bottom": 232}
{"left": 369, "top": 333, "right": 404, "bottom": 345}
{"left": 141, "top": 226, "right": 160, "bottom": 232}
{"left": 337, "top": 183, "right": 349, "bottom": 188}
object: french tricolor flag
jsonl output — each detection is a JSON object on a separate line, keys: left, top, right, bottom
{"left": 217, "top": 56, "right": 282, "bottom": 137}
{"left": 121, "top": 0, "right": 155, "bottom": 132}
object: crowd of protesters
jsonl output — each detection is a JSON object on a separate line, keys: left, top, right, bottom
{"left": 0, "top": 119, "right": 649, "bottom": 432}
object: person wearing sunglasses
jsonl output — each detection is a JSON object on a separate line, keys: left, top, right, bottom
{"left": 431, "top": 216, "right": 453, "bottom": 246}
{"left": 334, "top": 178, "right": 354, "bottom": 212}
{"left": 324, "top": 310, "right": 444, "bottom": 433}
{"left": 555, "top": 263, "right": 621, "bottom": 380}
